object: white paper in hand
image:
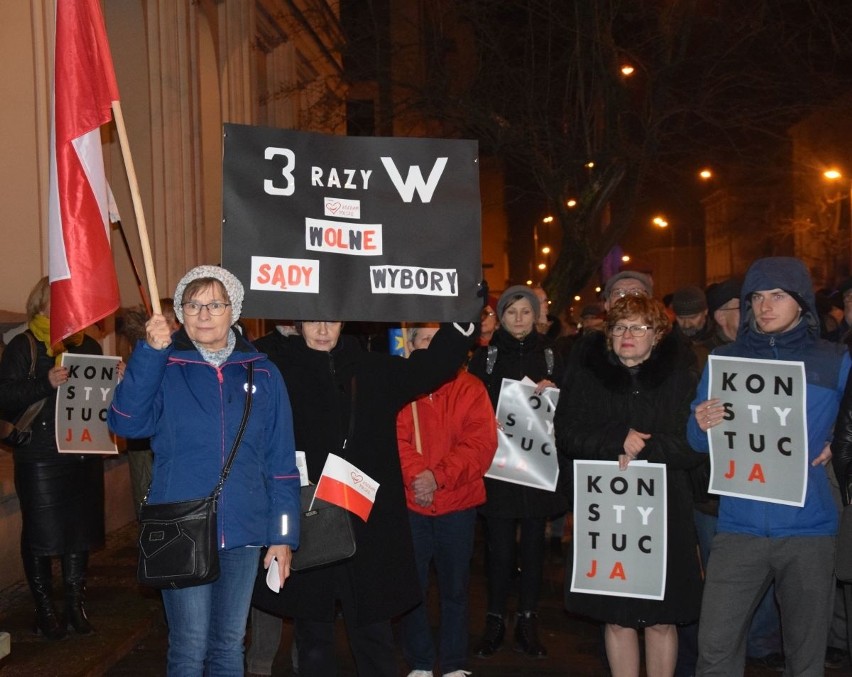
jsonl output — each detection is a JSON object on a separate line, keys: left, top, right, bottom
{"left": 265, "top": 557, "right": 280, "bottom": 593}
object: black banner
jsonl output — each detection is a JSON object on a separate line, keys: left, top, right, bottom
{"left": 221, "top": 124, "right": 482, "bottom": 322}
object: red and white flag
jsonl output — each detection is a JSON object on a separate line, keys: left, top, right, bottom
{"left": 314, "top": 454, "right": 380, "bottom": 522}
{"left": 48, "top": 0, "right": 121, "bottom": 346}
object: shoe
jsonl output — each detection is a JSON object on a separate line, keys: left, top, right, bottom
{"left": 746, "top": 652, "right": 785, "bottom": 672}
{"left": 474, "top": 613, "right": 505, "bottom": 658}
{"left": 443, "top": 672, "right": 472, "bottom": 677}
{"left": 23, "top": 553, "right": 67, "bottom": 641}
{"left": 62, "top": 552, "right": 94, "bottom": 635}
{"left": 514, "top": 611, "right": 547, "bottom": 658}
{"left": 826, "top": 647, "right": 848, "bottom": 669}
{"left": 406, "top": 671, "right": 433, "bottom": 677}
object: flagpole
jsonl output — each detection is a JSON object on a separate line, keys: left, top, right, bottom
{"left": 401, "top": 326, "right": 424, "bottom": 454}
{"left": 111, "top": 219, "right": 152, "bottom": 315}
{"left": 110, "top": 100, "right": 162, "bottom": 315}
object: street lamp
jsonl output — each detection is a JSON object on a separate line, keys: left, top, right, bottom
{"left": 822, "top": 169, "right": 852, "bottom": 278}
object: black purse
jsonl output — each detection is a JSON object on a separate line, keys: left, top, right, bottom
{"left": 0, "top": 332, "right": 46, "bottom": 449}
{"left": 137, "top": 364, "right": 254, "bottom": 589}
{"left": 290, "top": 483, "right": 356, "bottom": 572}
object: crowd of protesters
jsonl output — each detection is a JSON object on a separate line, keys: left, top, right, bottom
{"left": 7, "top": 254, "right": 852, "bottom": 677}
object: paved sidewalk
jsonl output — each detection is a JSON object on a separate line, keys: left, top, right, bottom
{"left": 1, "top": 520, "right": 850, "bottom": 676}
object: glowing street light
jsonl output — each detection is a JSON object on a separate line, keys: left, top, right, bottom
{"left": 653, "top": 216, "right": 669, "bottom": 229}
{"left": 699, "top": 168, "right": 713, "bottom": 180}
{"left": 620, "top": 64, "right": 635, "bottom": 77}
{"left": 566, "top": 199, "right": 577, "bottom": 208}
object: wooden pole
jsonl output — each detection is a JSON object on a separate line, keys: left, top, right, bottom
{"left": 110, "top": 100, "right": 161, "bottom": 315}
{"left": 401, "top": 326, "right": 424, "bottom": 454}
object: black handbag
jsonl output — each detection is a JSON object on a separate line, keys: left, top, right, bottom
{"left": 290, "top": 483, "right": 356, "bottom": 572}
{"left": 137, "top": 364, "right": 254, "bottom": 589}
{"left": 0, "top": 332, "right": 46, "bottom": 449}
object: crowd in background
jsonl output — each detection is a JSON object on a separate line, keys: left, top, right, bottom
{"left": 4, "top": 255, "right": 852, "bottom": 676}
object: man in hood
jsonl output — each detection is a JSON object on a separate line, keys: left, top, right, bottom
{"left": 687, "top": 257, "right": 851, "bottom": 676}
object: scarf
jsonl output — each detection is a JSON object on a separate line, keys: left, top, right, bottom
{"left": 28, "top": 313, "right": 85, "bottom": 363}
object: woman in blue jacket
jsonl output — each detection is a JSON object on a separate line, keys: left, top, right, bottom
{"left": 108, "top": 265, "right": 300, "bottom": 676}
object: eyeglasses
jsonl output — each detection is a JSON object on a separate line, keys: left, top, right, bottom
{"left": 610, "top": 288, "right": 647, "bottom": 300}
{"left": 610, "top": 324, "right": 652, "bottom": 337}
{"left": 182, "top": 301, "right": 231, "bottom": 316}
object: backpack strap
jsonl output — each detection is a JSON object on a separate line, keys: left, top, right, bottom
{"left": 545, "top": 347, "right": 554, "bottom": 377}
{"left": 486, "top": 345, "right": 498, "bottom": 375}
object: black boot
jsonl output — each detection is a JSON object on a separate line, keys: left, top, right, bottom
{"left": 514, "top": 610, "right": 547, "bottom": 658}
{"left": 474, "top": 613, "right": 505, "bottom": 658}
{"left": 23, "top": 552, "right": 66, "bottom": 640}
{"left": 63, "top": 551, "right": 94, "bottom": 635}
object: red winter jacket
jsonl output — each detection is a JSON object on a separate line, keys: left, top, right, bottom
{"left": 397, "top": 371, "right": 497, "bottom": 516}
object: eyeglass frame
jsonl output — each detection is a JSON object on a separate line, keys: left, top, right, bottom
{"left": 609, "top": 288, "right": 648, "bottom": 300}
{"left": 181, "top": 301, "right": 232, "bottom": 316}
{"left": 609, "top": 324, "right": 653, "bottom": 337}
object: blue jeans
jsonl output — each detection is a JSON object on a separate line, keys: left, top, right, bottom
{"left": 161, "top": 546, "right": 260, "bottom": 676}
{"left": 402, "top": 508, "right": 476, "bottom": 673}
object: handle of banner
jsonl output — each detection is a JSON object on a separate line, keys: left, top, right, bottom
{"left": 401, "top": 325, "right": 424, "bottom": 455}
{"left": 111, "top": 100, "right": 162, "bottom": 315}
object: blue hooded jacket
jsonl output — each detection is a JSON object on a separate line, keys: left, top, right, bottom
{"left": 687, "top": 257, "right": 850, "bottom": 537}
{"left": 108, "top": 328, "right": 300, "bottom": 551}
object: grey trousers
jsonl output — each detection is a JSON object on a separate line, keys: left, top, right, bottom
{"left": 696, "top": 532, "right": 836, "bottom": 677}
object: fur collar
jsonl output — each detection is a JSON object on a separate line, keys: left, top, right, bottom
{"left": 581, "top": 330, "right": 683, "bottom": 392}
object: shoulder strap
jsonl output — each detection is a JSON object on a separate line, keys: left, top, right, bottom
{"left": 545, "top": 347, "right": 554, "bottom": 377}
{"left": 213, "top": 362, "right": 254, "bottom": 498}
{"left": 486, "top": 345, "right": 498, "bottom": 375}
{"left": 24, "top": 331, "right": 37, "bottom": 378}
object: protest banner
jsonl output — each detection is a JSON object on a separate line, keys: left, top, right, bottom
{"left": 485, "top": 378, "right": 560, "bottom": 491}
{"left": 56, "top": 354, "right": 118, "bottom": 454}
{"left": 571, "top": 460, "right": 667, "bottom": 600}
{"left": 707, "top": 355, "right": 808, "bottom": 506}
{"left": 221, "top": 125, "right": 482, "bottom": 322}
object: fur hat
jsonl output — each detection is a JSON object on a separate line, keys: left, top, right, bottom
{"left": 672, "top": 285, "right": 707, "bottom": 316}
{"left": 603, "top": 271, "right": 653, "bottom": 299}
{"left": 497, "top": 285, "right": 540, "bottom": 319}
{"left": 173, "top": 265, "right": 244, "bottom": 324}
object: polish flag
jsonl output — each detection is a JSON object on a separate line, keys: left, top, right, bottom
{"left": 48, "top": 0, "right": 121, "bottom": 346}
{"left": 314, "top": 454, "right": 380, "bottom": 522}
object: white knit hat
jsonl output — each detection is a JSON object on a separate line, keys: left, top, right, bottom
{"left": 173, "top": 265, "right": 244, "bottom": 324}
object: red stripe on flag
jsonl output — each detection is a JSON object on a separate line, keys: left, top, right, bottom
{"left": 49, "top": 0, "right": 120, "bottom": 345}
{"left": 314, "top": 476, "right": 375, "bottom": 522}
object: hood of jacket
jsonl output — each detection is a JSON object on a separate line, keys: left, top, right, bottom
{"left": 738, "top": 257, "right": 819, "bottom": 340}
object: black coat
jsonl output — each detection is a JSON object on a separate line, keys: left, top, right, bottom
{"left": 468, "top": 328, "right": 570, "bottom": 518}
{"left": 553, "top": 331, "right": 703, "bottom": 627}
{"left": 252, "top": 323, "right": 474, "bottom": 626}
{"left": 0, "top": 330, "right": 103, "bottom": 463}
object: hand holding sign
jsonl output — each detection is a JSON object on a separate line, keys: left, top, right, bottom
{"left": 694, "top": 397, "right": 724, "bottom": 432}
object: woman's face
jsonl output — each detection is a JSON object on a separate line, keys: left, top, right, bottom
{"left": 501, "top": 298, "right": 535, "bottom": 340}
{"left": 611, "top": 314, "right": 657, "bottom": 367}
{"left": 182, "top": 282, "right": 232, "bottom": 351}
{"left": 301, "top": 321, "right": 343, "bottom": 351}
{"left": 480, "top": 305, "right": 498, "bottom": 335}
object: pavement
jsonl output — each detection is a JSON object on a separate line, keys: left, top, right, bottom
{"left": 0, "top": 520, "right": 850, "bottom": 676}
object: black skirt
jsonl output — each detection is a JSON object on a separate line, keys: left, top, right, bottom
{"left": 14, "top": 457, "right": 105, "bottom": 555}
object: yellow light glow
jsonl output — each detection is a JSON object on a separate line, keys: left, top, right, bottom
{"left": 621, "top": 255, "right": 630, "bottom": 262}
{"left": 585, "top": 161, "right": 595, "bottom": 169}
{"left": 653, "top": 216, "right": 668, "bottom": 228}
{"left": 566, "top": 199, "right": 577, "bottom": 208}
{"left": 574, "top": 295, "right": 581, "bottom": 302}
{"left": 621, "top": 65, "right": 635, "bottom": 76}
{"left": 542, "top": 215, "right": 554, "bottom": 223}
{"left": 825, "top": 169, "right": 843, "bottom": 181}
{"left": 525, "top": 279, "right": 533, "bottom": 285}
{"left": 537, "top": 263, "right": 547, "bottom": 270}
{"left": 541, "top": 246, "right": 551, "bottom": 255}
{"left": 595, "top": 286, "right": 601, "bottom": 293}
{"left": 699, "top": 169, "right": 713, "bottom": 180}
